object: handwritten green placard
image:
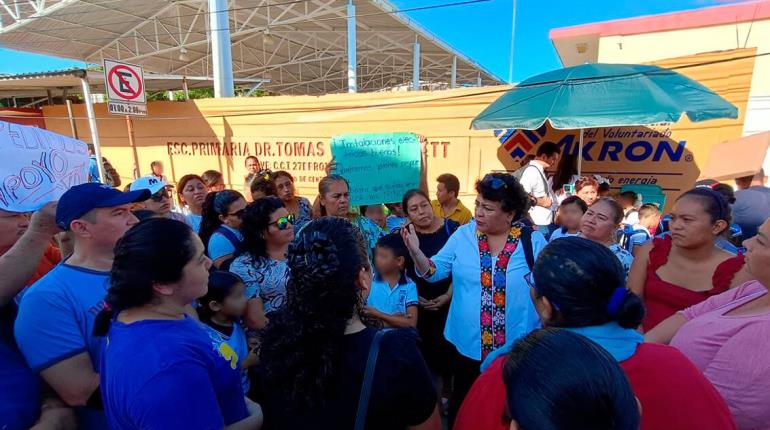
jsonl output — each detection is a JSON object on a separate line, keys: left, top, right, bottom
{"left": 331, "top": 132, "right": 421, "bottom": 206}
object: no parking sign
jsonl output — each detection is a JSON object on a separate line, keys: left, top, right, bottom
{"left": 104, "top": 59, "right": 147, "bottom": 116}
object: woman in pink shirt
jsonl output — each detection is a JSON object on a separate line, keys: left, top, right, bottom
{"left": 647, "top": 218, "right": 770, "bottom": 430}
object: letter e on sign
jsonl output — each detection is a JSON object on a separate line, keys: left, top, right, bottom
{"left": 104, "top": 60, "right": 147, "bottom": 117}
{"left": 105, "top": 60, "right": 146, "bottom": 103}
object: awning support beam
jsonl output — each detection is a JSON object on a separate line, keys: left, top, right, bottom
{"left": 412, "top": 36, "right": 420, "bottom": 91}
{"left": 209, "top": 0, "right": 234, "bottom": 97}
{"left": 346, "top": 0, "right": 357, "bottom": 93}
{"left": 80, "top": 78, "right": 106, "bottom": 183}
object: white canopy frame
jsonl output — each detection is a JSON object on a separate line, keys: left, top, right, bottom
{"left": 0, "top": 0, "right": 504, "bottom": 95}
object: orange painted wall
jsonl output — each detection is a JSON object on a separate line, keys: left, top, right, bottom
{"left": 41, "top": 48, "right": 754, "bottom": 210}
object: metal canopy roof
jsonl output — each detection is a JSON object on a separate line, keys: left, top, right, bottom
{"left": 0, "top": 68, "right": 267, "bottom": 97}
{"left": 0, "top": 0, "right": 504, "bottom": 95}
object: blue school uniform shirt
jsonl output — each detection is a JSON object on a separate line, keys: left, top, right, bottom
{"left": 101, "top": 316, "right": 249, "bottom": 430}
{"left": 14, "top": 263, "right": 110, "bottom": 430}
{"left": 367, "top": 275, "right": 419, "bottom": 316}
{"left": 208, "top": 225, "right": 244, "bottom": 260}
{"left": 201, "top": 322, "right": 251, "bottom": 394}
{"left": 548, "top": 227, "right": 579, "bottom": 242}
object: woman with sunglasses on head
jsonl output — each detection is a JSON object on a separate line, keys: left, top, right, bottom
{"left": 199, "top": 190, "right": 248, "bottom": 268}
{"left": 272, "top": 171, "right": 313, "bottom": 234}
{"left": 317, "top": 174, "right": 383, "bottom": 259}
{"left": 230, "top": 197, "right": 293, "bottom": 332}
{"left": 178, "top": 174, "right": 208, "bottom": 233}
{"left": 455, "top": 237, "right": 736, "bottom": 430}
{"left": 628, "top": 187, "right": 752, "bottom": 332}
{"left": 579, "top": 197, "right": 634, "bottom": 276}
{"left": 402, "top": 173, "right": 547, "bottom": 426}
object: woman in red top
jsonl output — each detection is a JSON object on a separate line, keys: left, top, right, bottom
{"left": 628, "top": 187, "right": 751, "bottom": 331}
{"left": 455, "top": 237, "right": 736, "bottom": 430}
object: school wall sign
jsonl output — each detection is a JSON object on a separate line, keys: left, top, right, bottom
{"left": 39, "top": 49, "right": 754, "bottom": 211}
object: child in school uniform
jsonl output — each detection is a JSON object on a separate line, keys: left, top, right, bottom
{"left": 550, "top": 196, "right": 588, "bottom": 242}
{"left": 365, "top": 233, "right": 419, "bottom": 328}
{"left": 198, "top": 271, "right": 258, "bottom": 394}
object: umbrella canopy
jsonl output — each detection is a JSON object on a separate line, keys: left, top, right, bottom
{"left": 471, "top": 63, "right": 738, "bottom": 130}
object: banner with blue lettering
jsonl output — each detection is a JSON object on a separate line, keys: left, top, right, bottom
{"left": 331, "top": 132, "right": 421, "bottom": 206}
{"left": 0, "top": 121, "right": 89, "bottom": 212}
{"left": 494, "top": 122, "right": 702, "bottom": 209}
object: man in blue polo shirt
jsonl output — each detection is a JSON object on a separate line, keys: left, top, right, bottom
{"left": 14, "top": 183, "right": 149, "bottom": 429}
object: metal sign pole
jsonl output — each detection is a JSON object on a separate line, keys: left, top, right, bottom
{"left": 80, "top": 78, "right": 106, "bottom": 184}
{"left": 577, "top": 128, "right": 584, "bottom": 176}
{"left": 126, "top": 115, "right": 140, "bottom": 179}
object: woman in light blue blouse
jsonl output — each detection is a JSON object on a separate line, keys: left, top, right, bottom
{"left": 402, "top": 172, "right": 547, "bottom": 426}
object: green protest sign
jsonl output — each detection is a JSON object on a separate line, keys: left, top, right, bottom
{"left": 330, "top": 132, "right": 421, "bottom": 206}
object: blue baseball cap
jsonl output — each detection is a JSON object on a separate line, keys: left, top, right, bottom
{"left": 56, "top": 183, "right": 151, "bottom": 230}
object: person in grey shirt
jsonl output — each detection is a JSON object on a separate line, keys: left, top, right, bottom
{"left": 733, "top": 169, "right": 770, "bottom": 239}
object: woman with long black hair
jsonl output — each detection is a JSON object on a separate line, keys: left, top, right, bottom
{"left": 258, "top": 217, "right": 440, "bottom": 430}
{"left": 230, "top": 197, "right": 293, "bottom": 332}
{"left": 199, "top": 190, "right": 247, "bottom": 268}
{"left": 94, "top": 218, "right": 262, "bottom": 429}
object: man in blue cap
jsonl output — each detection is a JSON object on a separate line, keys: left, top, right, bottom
{"left": 14, "top": 183, "right": 149, "bottom": 429}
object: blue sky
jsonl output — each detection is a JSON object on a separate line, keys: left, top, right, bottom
{"left": 0, "top": 0, "right": 745, "bottom": 81}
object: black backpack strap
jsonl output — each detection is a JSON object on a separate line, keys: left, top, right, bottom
{"left": 521, "top": 226, "right": 535, "bottom": 271}
{"left": 355, "top": 329, "right": 386, "bottom": 430}
{"left": 444, "top": 219, "right": 459, "bottom": 237}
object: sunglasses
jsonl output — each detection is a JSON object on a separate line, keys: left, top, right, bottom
{"left": 269, "top": 214, "right": 295, "bottom": 230}
{"left": 482, "top": 175, "right": 507, "bottom": 190}
{"left": 228, "top": 209, "right": 246, "bottom": 218}
{"left": 150, "top": 189, "right": 170, "bottom": 202}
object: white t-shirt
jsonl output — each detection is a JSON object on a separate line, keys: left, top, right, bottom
{"left": 622, "top": 209, "right": 640, "bottom": 226}
{"left": 520, "top": 161, "right": 555, "bottom": 226}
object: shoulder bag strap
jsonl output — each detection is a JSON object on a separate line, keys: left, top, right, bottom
{"left": 354, "top": 329, "right": 386, "bottom": 430}
{"left": 521, "top": 226, "right": 535, "bottom": 272}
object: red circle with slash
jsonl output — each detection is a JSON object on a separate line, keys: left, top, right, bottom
{"left": 107, "top": 65, "right": 143, "bottom": 100}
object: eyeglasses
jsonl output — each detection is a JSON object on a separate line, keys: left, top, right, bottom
{"left": 150, "top": 190, "right": 170, "bottom": 202}
{"left": 524, "top": 272, "right": 560, "bottom": 311}
{"left": 482, "top": 175, "right": 507, "bottom": 190}
{"left": 269, "top": 214, "right": 295, "bottom": 230}
{"left": 228, "top": 209, "right": 246, "bottom": 218}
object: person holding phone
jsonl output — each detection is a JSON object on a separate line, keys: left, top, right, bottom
{"left": 400, "top": 189, "right": 459, "bottom": 386}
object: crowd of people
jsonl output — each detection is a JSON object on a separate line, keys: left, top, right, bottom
{"left": 1, "top": 149, "right": 769, "bottom": 430}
